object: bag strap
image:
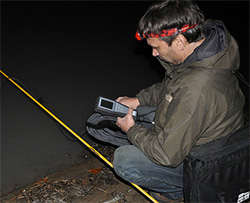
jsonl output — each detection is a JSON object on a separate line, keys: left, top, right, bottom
{"left": 232, "top": 70, "right": 250, "bottom": 88}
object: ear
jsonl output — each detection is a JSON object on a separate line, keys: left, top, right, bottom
{"left": 174, "top": 34, "right": 187, "bottom": 51}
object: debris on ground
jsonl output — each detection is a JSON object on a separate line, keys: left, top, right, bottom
{"left": 0, "top": 143, "right": 150, "bottom": 203}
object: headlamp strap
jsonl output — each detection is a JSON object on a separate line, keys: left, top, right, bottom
{"left": 135, "top": 24, "right": 198, "bottom": 41}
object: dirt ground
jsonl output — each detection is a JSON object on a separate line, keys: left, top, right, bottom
{"left": 0, "top": 144, "right": 151, "bottom": 203}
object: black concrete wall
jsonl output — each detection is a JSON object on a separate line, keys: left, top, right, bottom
{"left": 1, "top": 1, "right": 249, "bottom": 196}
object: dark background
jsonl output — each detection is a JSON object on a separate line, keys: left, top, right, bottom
{"left": 1, "top": 0, "right": 249, "bottom": 196}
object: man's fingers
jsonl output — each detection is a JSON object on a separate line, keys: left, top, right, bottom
{"left": 116, "top": 110, "right": 135, "bottom": 133}
{"left": 115, "top": 97, "right": 122, "bottom": 102}
{"left": 116, "top": 117, "right": 121, "bottom": 127}
{"left": 127, "top": 108, "right": 134, "bottom": 115}
{"left": 115, "top": 96, "right": 128, "bottom": 103}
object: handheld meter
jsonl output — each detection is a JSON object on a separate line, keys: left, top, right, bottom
{"left": 94, "top": 96, "right": 137, "bottom": 118}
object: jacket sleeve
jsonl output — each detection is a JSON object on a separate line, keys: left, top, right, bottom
{"left": 136, "top": 79, "right": 167, "bottom": 106}
{"left": 127, "top": 82, "right": 209, "bottom": 167}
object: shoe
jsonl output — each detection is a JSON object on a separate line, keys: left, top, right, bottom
{"left": 149, "top": 191, "right": 184, "bottom": 203}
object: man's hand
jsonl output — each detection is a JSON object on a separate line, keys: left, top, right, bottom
{"left": 116, "top": 96, "right": 140, "bottom": 109}
{"left": 116, "top": 108, "right": 135, "bottom": 133}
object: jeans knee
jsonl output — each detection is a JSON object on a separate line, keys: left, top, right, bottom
{"left": 113, "top": 147, "right": 129, "bottom": 176}
{"left": 113, "top": 146, "right": 142, "bottom": 182}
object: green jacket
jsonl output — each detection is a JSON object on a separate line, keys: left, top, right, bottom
{"left": 127, "top": 20, "right": 245, "bottom": 167}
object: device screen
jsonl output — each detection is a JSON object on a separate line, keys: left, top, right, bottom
{"left": 100, "top": 99, "right": 113, "bottom": 110}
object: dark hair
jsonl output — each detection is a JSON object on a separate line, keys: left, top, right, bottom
{"left": 138, "top": 0, "right": 205, "bottom": 45}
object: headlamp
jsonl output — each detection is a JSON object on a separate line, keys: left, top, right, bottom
{"left": 135, "top": 24, "right": 198, "bottom": 41}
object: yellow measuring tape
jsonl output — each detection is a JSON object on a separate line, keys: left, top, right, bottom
{"left": 0, "top": 70, "right": 158, "bottom": 203}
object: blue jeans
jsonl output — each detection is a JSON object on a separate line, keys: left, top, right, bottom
{"left": 113, "top": 145, "right": 183, "bottom": 200}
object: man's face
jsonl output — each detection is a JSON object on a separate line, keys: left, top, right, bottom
{"left": 146, "top": 38, "right": 181, "bottom": 65}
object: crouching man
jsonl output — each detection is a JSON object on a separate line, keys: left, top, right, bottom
{"left": 114, "top": 0, "right": 245, "bottom": 202}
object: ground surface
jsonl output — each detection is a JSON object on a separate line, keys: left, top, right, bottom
{"left": 0, "top": 144, "right": 150, "bottom": 203}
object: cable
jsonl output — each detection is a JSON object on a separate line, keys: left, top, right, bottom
{"left": 86, "top": 105, "right": 157, "bottom": 147}
{"left": 1, "top": 74, "right": 84, "bottom": 142}
{"left": 232, "top": 70, "right": 250, "bottom": 88}
{"left": 137, "top": 106, "right": 156, "bottom": 124}
{"left": 86, "top": 113, "right": 130, "bottom": 146}
{"left": 2, "top": 77, "right": 44, "bottom": 103}
{"left": 0, "top": 70, "right": 158, "bottom": 203}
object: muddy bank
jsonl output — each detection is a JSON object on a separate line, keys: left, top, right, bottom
{"left": 0, "top": 144, "right": 150, "bottom": 203}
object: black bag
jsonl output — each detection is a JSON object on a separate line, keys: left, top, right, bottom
{"left": 184, "top": 125, "right": 250, "bottom": 203}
